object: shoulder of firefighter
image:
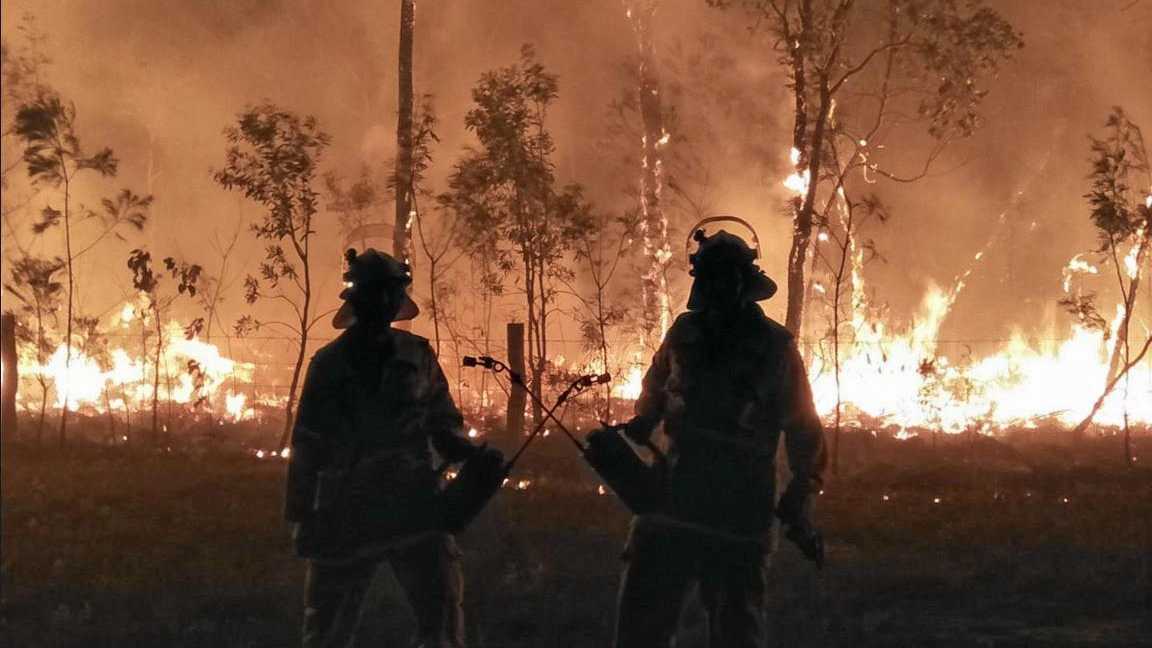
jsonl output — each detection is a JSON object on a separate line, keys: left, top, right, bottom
{"left": 283, "top": 328, "right": 477, "bottom": 523}
{"left": 630, "top": 306, "right": 827, "bottom": 527}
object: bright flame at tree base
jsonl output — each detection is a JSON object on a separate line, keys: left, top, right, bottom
{"left": 807, "top": 285, "right": 1150, "bottom": 434}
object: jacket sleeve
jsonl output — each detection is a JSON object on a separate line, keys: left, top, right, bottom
{"left": 284, "top": 357, "right": 330, "bottom": 523}
{"left": 630, "top": 333, "right": 672, "bottom": 441}
{"left": 777, "top": 339, "right": 828, "bottom": 495}
{"left": 424, "top": 345, "right": 476, "bottom": 463}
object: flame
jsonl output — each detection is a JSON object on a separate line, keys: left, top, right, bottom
{"left": 613, "top": 364, "right": 645, "bottom": 400}
{"left": 12, "top": 302, "right": 257, "bottom": 424}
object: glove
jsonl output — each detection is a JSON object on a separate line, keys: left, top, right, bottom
{"left": 622, "top": 415, "right": 657, "bottom": 445}
{"left": 776, "top": 478, "right": 815, "bottom": 529}
{"left": 776, "top": 479, "right": 824, "bottom": 569}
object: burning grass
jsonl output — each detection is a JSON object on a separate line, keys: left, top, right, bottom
{"left": 2, "top": 427, "right": 1151, "bottom": 647}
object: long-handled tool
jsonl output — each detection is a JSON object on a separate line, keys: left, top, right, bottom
{"left": 439, "top": 356, "right": 609, "bottom": 533}
{"left": 461, "top": 356, "right": 667, "bottom": 514}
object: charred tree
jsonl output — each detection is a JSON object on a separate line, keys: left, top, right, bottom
{"left": 394, "top": 0, "right": 416, "bottom": 263}
{"left": 711, "top": 0, "right": 1021, "bottom": 338}
{"left": 624, "top": 0, "right": 672, "bottom": 349}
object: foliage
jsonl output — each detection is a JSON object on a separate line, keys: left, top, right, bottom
{"left": 1084, "top": 107, "right": 1150, "bottom": 251}
{"left": 443, "top": 46, "right": 594, "bottom": 418}
{"left": 214, "top": 103, "right": 331, "bottom": 447}
{"left": 324, "top": 166, "right": 379, "bottom": 247}
{"left": 1061, "top": 107, "right": 1151, "bottom": 456}
{"left": 127, "top": 249, "right": 204, "bottom": 434}
{"left": 709, "top": 0, "right": 1021, "bottom": 335}
{"left": 15, "top": 95, "right": 117, "bottom": 187}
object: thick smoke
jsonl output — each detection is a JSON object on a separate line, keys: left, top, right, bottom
{"left": 1, "top": 0, "right": 1149, "bottom": 356}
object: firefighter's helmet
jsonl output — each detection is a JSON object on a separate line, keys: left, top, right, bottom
{"left": 685, "top": 216, "right": 777, "bottom": 310}
{"left": 332, "top": 248, "right": 420, "bottom": 328}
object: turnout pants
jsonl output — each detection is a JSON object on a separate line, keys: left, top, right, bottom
{"left": 302, "top": 534, "right": 465, "bottom": 648}
{"left": 614, "top": 517, "right": 770, "bottom": 648}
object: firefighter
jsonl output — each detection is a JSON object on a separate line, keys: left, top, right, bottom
{"left": 614, "top": 225, "right": 828, "bottom": 648}
{"left": 285, "top": 248, "right": 478, "bottom": 648}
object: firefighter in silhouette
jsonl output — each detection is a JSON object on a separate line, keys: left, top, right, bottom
{"left": 285, "top": 248, "right": 479, "bottom": 648}
{"left": 614, "top": 221, "right": 828, "bottom": 648}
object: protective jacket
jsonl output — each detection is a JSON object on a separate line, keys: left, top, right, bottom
{"left": 285, "top": 325, "right": 475, "bottom": 557}
{"left": 631, "top": 303, "right": 827, "bottom": 541}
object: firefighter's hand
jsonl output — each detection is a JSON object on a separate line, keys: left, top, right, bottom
{"left": 622, "top": 415, "right": 655, "bottom": 444}
{"left": 776, "top": 478, "right": 814, "bottom": 528}
{"left": 777, "top": 479, "right": 824, "bottom": 569}
{"left": 784, "top": 523, "right": 825, "bottom": 569}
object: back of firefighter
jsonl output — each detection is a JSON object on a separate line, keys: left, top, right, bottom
{"left": 615, "top": 226, "right": 828, "bottom": 648}
{"left": 285, "top": 248, "right": 479, "bottom": 648}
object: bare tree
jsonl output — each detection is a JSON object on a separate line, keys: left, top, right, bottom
{"left": 393, "top": 0, "right": 416, "bottom": 262}
{"left": 710, "top": 0, "right": 1021, "bottom": 337}
{"left": 622, "top": 0, "right": 673, "bottom": 350}
{"left": 561, "top": 207, "right": 641, "bottom": 420}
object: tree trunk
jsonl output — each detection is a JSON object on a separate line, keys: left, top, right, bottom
{"left": 785, "top": 82, "right": 833, "bottom": 338}
{"left": 38, "top": 376, "right": 47, "bottom": 444}
{"left": 626, "top": 0, "right": 671, "bottom": 350}
{"left": 394, "top": 0, "right": 416, "bottom": 263}
{"left": 279, "top": 231, "right": 313, "bottom": 451}
{"left": 59, "top": 174, "right": 74, "bottom": 447}
{"left": 429, "top": 258, "right": 441, "bottom": 356}
{"left": 1074, "top": 231, "right": 1149, "bottom": 445}
{"left": 1, "top": 313, "right": 18, "bottom": 443}
{"left": 151, "top": 307, "right": 162, "bottom": 444}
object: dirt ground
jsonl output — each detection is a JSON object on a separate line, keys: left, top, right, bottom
{"left": 2, "top": 434, "right": 1151, "bottom": 647}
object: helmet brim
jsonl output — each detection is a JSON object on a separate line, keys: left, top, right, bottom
{"left": 686, "top": 270, "right": 778, "bottom": 311}
{"left": 331, "top": 292, "right": 421, "bottom": 329}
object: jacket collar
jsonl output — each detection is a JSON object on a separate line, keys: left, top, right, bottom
{"left": 673, "top": 303, "right": 776, "bottom": 356}
{"left": 336, "top": 326, "right": 424, "bottom": 377}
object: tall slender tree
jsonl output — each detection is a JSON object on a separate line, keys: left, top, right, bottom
{"left": 14, "top": 95, "right": 122, "bottom": 445}
{"left": 394, "top": 0, "right": 416, "bottom": 263}
{"left": 446, "top": 46, "right": 593, "bottom": 429}
{"left": 710, "top": 0, "right": 1021, "bottom": 338}
{"left": 623, "top": 0, "right": 672, "bottom": 350}
{"left": 1062, "top": 107, "right": 1151, "bottom": 462}
{"left": 214, "top": 104, "right": 331, "bottom": 449}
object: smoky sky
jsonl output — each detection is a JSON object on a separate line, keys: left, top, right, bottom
{"left": 1, "top": 0, "right": 1150, "bottom": 364}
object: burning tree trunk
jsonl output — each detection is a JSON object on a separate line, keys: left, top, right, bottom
{"left": 785, "top": 78, "right": 832, "bottom": 338}
{"left": 393, "top": 0, "right": 415, "bottom": 263}
{"left": 624, "top": 0, "right": 671, "bottom": 349}
{"left": 710, "top": 0, "right": 1021, "bottom": 339}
